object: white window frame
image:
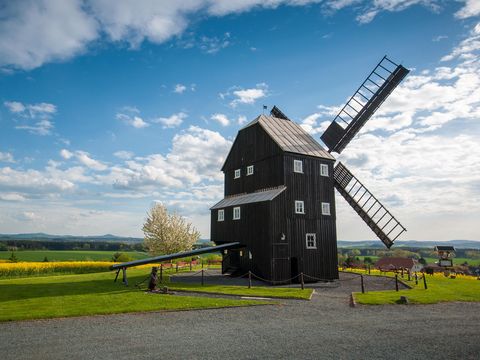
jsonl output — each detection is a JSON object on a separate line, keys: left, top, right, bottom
{"left": 246, "top": 165, "right": 254, "bottom": 176}
{"left": 233, "top": 206, "right": 241, "bottom": 220}
{"left": 320, "top": 164, "right": 329, "bottom": 177}
{"left": 294, "top": 160, "right": 303, "bottom": 173}
{"left": 234, "top": 169, "right": 241, "bottom": 179}
{"left": 306, "top": 233, "right": 317, "bottom": 249}
{"left": 321, "top": 202, "right": 331, "bottom": 216}
{"left": 217, "top": 209, "right": 224, "bottom": 222}
{"left": 295, "top": 200, "right": 305, "bottom": 214}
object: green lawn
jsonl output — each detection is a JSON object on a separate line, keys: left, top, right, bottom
{"left": 354, "top": 274, "right": 480, "bottom": 305}
{"left": 0, "top": 269, "right": 270, "bottom": 322}
{"left": 163, "top": 279, "right": 312, "bottom": 300}
{"left": 0, "top": 250, "right": 148, "bottom": 262}
{"left": 355, "top": 255, "right": 480, "bottom": 266}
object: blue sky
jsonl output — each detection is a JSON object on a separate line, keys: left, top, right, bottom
{"left": 1, "top": 0, "right": 479, "bottom": 241}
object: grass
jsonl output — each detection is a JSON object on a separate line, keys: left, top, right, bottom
{"left": 163, "top": 279, "right": 313, "bottom": 300}
{"left": 0, "top": 269, "right": 270, "bottom": 322}
{"left": 0, "top": 250, "right": 149, "bottom": 262}
{"left": 353, "top": 272, "right": 480, "bottom": 305}
{"left": 354, "top": 255, "right": 480, "bottom": 266}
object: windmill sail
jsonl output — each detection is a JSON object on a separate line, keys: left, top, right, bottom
{"left": 321, "top": 56, "right": 409, "bottom": 154}
{"left": 334, "top": 162, "right": 406, "bottom": 248}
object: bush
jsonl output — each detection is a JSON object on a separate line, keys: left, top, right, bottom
{"left": 8, "top": 252, "right": 18, "bottom": 263}
{"left": 112, "top": 252, "right": 133, "bottom": 262}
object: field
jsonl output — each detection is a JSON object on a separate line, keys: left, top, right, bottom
{"left": 0, "top": 250, "right": 148, "bottom": 262}
{"left": 356, "top": 255, "right": 480, "bottom": 266}
{"left": 353, "top": 271, "right": 480, "bottom": 305}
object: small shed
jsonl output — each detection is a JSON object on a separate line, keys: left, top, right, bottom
{"left": 434, "top": 245, "right": 455, "bottom": 267}
{"left": 375, "top": 257, "right": 418, "bottom": 272}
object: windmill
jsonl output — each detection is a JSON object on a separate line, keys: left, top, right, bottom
{"left": 317, "top": 55, "right": 409, "bottom": 248}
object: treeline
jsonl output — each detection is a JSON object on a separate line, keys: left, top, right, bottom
{"left": 0, "top": 240, "right": 144, "bottom": 252}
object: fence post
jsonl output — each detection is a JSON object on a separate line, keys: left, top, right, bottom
{"left": 122, "top": 267, "right": 128, "bottom": 286}
{"left": 423, "top": 274, "right": 428, "bottom": 289}
{"left": 248, "top": 271, "right": 252, "bottom": 289}
{"left": 401, "top": 268, "right": 404, "bottom": 278}
{"left": 368, "top": 265, "right": 371, "bottom": 275}
{"left": 395, "top": 274, "right": 399, "bottom": 292}
{"left": 361, "top": 274, "right": 365, "bottom": 294}
{"left": 159, "top": 264, "right": 163, "bottom": 282}
{"left": 415, "top": 272, "right": 418, "bottom": 285}
{"left": 201, "top": 269, "right": 204, "bottom": 286}
{"left": 408, "top": 271, "right": 411, "bottom": 281}
{"left": 300, "top": 272, "right": 304, "bottom": 290}
{"left": 190, "top": 261, "right": 192, "bottom": 271}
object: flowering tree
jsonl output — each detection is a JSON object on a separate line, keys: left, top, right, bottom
{"left": 142, "top": 203, "right": 200, "bottom": 255}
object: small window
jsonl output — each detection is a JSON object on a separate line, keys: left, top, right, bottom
{"left": 234, "top": 169, "right": 241, "bottom": 179}
{"left": 320, "top": 164, "right": 329, "bottom": 177}
{"left": 246, "top": 165, "right": 254, "bottom": 176}
{"left": 294, "top": 160, "right": 303, "bottom": 173}
{"left": 233, "top": 206, "right": 241, "bottom": 220}
{"left": 321, "top": 202, "right": 331, "bottom": 215}
{"left": 306, "top": 233, "right": 316, "bottom": 249}
{"left": 217, "top": 209, "right": 224, "bottom": 222}
{"left": 295, "top": 200, "right": 305, "bottom": 214}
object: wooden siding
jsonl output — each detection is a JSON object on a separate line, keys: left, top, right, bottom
{"left": 223, "top": 123, "right": 284, "bottom": 197}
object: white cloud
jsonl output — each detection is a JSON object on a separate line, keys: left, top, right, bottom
{"left": 0, "top": 192, "right": 26, "bottom": 202}
{"left": 174, "top": 84, "right": 187, "bottom": 93}
{"left": 0, "top": 0, "right": 465, "bottom": 71}
{"left": 113, "top": 150, "right": 134, "bottom": 160}
{"left": 60, "top": 149, "right": 73, "bottom": 160}
{"left": 237, "top": 115, "right": 248, "bottom": 125}
{"left": 4, "top": 101, "right": 25, "bottom": 113}
{"left": 455, "top": 0, "right": 480, "bottom": 19}
{"left": 5, "top": 100, "right": 57, "bottom": 135}
{"left": 211, "top": 113, "right": 230, "bottom": 126}
{"left": 153, "top": 112, "right": 187, "bottom": 128}
{"left": 75, "top": 151, "right": 108, "bottom": 171}
{"left": 15, "top": 119, "right": 54, "bottom": 136}
{"left": 225, "top": 83, "right": 269, "bottom": 107}
{"left": 116, "top": 112, "right": 150, "bottom": 128}
{"left": 0, "top": 152, "right": 15, "bottom": 163}
{"left": 0, "top": 0, "right": 97, "bottom": 70}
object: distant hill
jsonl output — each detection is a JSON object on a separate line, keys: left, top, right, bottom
{"left": 337, "top": 239, "right": 480, "bottom": 249}
{"left": 0, "top": 233, "right": 143, "bottom": 243}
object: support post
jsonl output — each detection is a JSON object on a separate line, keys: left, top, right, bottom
{"left": 201, "top": 269, "right": 204, "bottom": 286}
{"left": 300, "top": 272, "right": 304, "bottom": 290}
{"left": 401, "top": 268, "right": 404, "bottom": 278}
{"left": 122, "top": 267, "right": 128, "bottom": 286}
{"left": 160, "top": 264, "right": 163, "bottom": 282}
{"left": 368, "top": 265, "right": 371, "bottom": 275}
{"left": 114, "top": 269, "right": 120, "bottom": 282}
{"left": 395, "top": 274, "right": 399, "bottom": 292}
{"left": 408, "top": 271, "right": 411, "bottom": 281}
{"left": 423, "top": 274, "right": 428, "bottom": 289}
{"left": 248, "top": 271, "right": 252, "bottom": 289}
{"left": 415, "top": 272, "right": 418, "bottom": 285}
{"left": 361, "top": 274, "right": 365, "bottom": 293}
{"left": 190, "top": 261, "right": 192, "bottom": 271}
{"left": 201, "top": 259, "right": 204, "bottom": 269}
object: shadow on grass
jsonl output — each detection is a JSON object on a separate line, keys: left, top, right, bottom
{"left": 0, "top": 273, "right": 149, "bottom": 302}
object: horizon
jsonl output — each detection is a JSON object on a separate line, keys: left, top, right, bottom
{"left": 1, "top": 1, "right": 480, "bottom": 241}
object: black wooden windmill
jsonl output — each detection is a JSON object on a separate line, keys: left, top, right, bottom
{"left": 113, "top": 56, "right": 410, "bottom": 285}
{"left": 319, "top": 55, "right": 409, "bottom": 249}
{"left": 208, "top": 56, "right": 410, "bottom": 283}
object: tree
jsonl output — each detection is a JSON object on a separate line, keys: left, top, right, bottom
{"left": 142, "top": 203, "right": 200, "bottom": 255}
{"left": 8, "top": 251, "right": 18, "bottom": 263}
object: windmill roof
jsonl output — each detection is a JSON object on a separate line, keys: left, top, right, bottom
{"left": 210, "top": 186, "right": 286, "bottom": 209}
{"left": 375, "top": 257, "right": 417, "bottom": 270}
{"left": 434, "top": 246, "right": 455, "bottom": 251}
{"left": 242, "top": 115, "right": 335, "bottom": 160}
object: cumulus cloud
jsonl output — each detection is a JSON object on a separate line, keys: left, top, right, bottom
{"left": 60, "top": 149, "right": 73, "bottom": 160}
{"left": 153, "top": 112, "right": 187, "bottom": 128}
{"left": 116, "top": 112, "right": 150, "bottom": 128}
{"left": 75, "top": 151, "right": 108, "bottom": 171}
{"left": 221, "top": 83, "right": 269, "bottom": 107}
{"left": 113, "top": 150, "right": 134, "bottom": 160}
{"left": 2, "top": 0, "right": 455, "bottom": 71}
{"left": 455, "top": 0, "right": 480, "bottom": 19}
{"left": 0, "top": 152, "right": 15, "bottom": 163}
{"left": 174, "top": 84, "right": 187, "bottom": 93}
{"left": 210, "top": 113, "right": 230, "bottom": 126}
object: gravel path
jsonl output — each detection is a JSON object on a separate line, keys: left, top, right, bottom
{"left": 1, "top": 274, "right": 479, "bottom": 360}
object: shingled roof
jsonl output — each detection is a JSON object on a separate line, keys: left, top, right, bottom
{"left": 242, "top": 115, "right": 335, "bottom": 160}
